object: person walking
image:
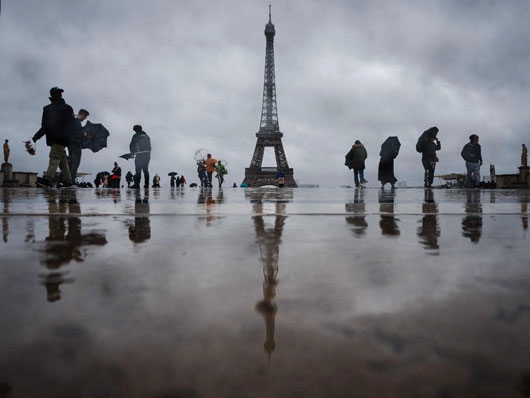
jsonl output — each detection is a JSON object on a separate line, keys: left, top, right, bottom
{"left": 345, "top": 140, "right": 368, "bottom": 188}
{"left": 32, "top": 87, "right": 76, "bottom": 187}
{"left": 170, "top": 175, "right": 176, "bottom": 188}
{"left": 68, "top": 108, "right": 89, "bottom": 183}
{"left": 461, "top": 134, "right": 482, "bottom": 188}
{"left": 129, "top": 125, "right": 151, "bottom": 189}
{"left": 204, "top": 154, "right": 217, "bottom": 188}
{"left": 179, "top": 175, "right": 186, "bottom": 187}
{"left": 125, "top": 171, "right": 134, "bottom": 188}
{"left": 197, "top": 161, "right": 207, "bottom": 187}
{"left": 215, "top": 160, "right": 227, "bottom": 187}
{"left": 419, "top": 127, "right": 441, "bottom": 188}
{"left": 378, "top": 137, "right": 400, "bottom": 188}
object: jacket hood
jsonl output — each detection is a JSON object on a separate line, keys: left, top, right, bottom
{"left": 353, "top": 143, "right": 364, "bottom": 148}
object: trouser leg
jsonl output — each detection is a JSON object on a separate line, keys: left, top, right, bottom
{"left": 59, "top": 149, "right": 72, "bottom": 184}
{"left": 134, "top": 159, "right": 142, "bottom": 186}
{"left": 68, "top": 145, "right": 81, "bottom": 181}
{"left": 207, "top": 172, "right": 213, "bottom": 187}
{"left": 360, "top": 170, "right": 364, "bottom": 184}
{"left": 422, "top": 158, "right": 433, "bottom": 186}
{"left": 44, "top": 144, "right": 62, "bottom": 181}
{"left": 354, "top": 169, "right": 359, "bottom": 186}
{"left": 465, "top": 161, "right": 474, "bottom": 187}
{"left": 143, "top": 163, "right": 150, "bottom": 188}
{"left": 474, "top": 163, "right": 481, "bottom": 186}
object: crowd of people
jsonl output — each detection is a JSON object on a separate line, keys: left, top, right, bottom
{"left": 345, "top": 126, "right": 484, "bottom": 189}
{"left": 21, "top": 86, "right": 518, "bottom": 191}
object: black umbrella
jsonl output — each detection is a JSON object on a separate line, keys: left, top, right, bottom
{"left": 168, "top": 172, "right": 178, "bottom": 177}
{"left": 416, "top": 126, "right": 439, "bottom": 153}
{"left": 82, "top": 121, "right": 110, "bottom": 153}
{"left": 381, "top": 136, "right": 401, "bottom": 160}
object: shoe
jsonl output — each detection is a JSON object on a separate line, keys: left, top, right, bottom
{"left": 37, "top": 177, "right": 53, "bottom": 188}
{"left": 363, "top": 179, "right": 368, "bottom": 183}
{"left": 58, "top": 182, "right": 75, "bottom": 188}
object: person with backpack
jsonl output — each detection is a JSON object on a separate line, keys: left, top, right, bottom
{"left": 461, "top": 134, "right": 482, "bottom": 188}
{"left": 417, "top": 127, "right": 441, "bottom": 188}
{"left": 345, "top": 140, "right": 368, "bottom": 188}
{"left": 129, "top": 125, "right": 151, "bottom": 189}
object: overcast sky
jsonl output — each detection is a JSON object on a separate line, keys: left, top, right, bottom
{"left": 1, "top": 0, "right": 529, "bottom": 187}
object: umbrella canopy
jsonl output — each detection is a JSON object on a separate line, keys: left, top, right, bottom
{"left": 380, "top": 136, "right": 401, "bottom": 160}
{"left": 194, "top": 148, "right": 209, "bottom": 162}
{"left": 168, "top": 172, "right": 178, "bottom": 177}
{"left": 82, "top": 121, "right": 110, "bottom": 153}
{"left": 416, "top": 126, "right": 438, "bottom": 153}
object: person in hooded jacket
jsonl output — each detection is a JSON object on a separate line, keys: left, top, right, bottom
{"left": 32, "top": 87, "right": 77, "bottom": 187}
{"left": 129, "top": 125, "right": 151, "bottom": 189}
{"left": 345, "top": 140, "right": 368, "bottom": 187}
{"left": 461, "top": 134, "right": 482, "bottom": 188}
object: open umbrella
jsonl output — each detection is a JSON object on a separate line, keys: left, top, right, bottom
{"left": 194, "top": 148, "right": 209, "bottom": 162}
{"left": 380, "top": 136, "right": 401, "bottom": 161}
{"left": 168, "top": 172, "right": 178, "bottom": 177}
{"left": 416, "top": 126, "right": 438, "bottom": 153}
{"left": 82, "top": 121, "right": 110, "bottom": 153}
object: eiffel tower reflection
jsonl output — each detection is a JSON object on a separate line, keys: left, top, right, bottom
{"left": 248, "top": 189, "right": 292, "bottom": 363}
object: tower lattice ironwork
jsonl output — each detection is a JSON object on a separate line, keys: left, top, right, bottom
{"left": 243, "top": 6, "right": 297, "bottom": 188}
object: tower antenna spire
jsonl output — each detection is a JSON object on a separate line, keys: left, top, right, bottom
{"left": 269, "top": 4, "right": 272, "bottom": 23}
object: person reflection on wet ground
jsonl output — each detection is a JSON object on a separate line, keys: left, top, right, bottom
{"left": 345, "top": 188, "right": 368, "bottom": 237}
{"left": 462, "top": 189, "right": 482, "bottom": 243}
{"left": 417, "top": 188, "right": 440, "bottom": 251}
{"left": 216, "top": 188, "right": 225, "bottom": 204}
{"left": 378, "top": 187, "right": 400, "bottom": 236}
{"left": 2, "top": 189, "right": 9, "bottom": 243}
{"left": 196, "top": 187, "right": 218, "bottom": 226}
{"left": 38, "top": 190, "right": 107, "bottom": 302}
{"left": 250, "top": 190, "right": 289, "bottom": 363}
{"left": 128, "top": 189, "right": 151, "bottom": 244}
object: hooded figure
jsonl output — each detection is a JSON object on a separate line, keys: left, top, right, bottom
{"left": 345, "top": 140, "right": 368, "bottom": 187}
{"left": 378, "top": 136, "right": 400, "bottom": 188}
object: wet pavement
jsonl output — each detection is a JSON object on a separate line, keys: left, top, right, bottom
{"left": 1, "top": 187, "right": 529, "bottom": 398}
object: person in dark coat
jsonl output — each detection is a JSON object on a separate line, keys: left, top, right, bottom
{"left": 345, "top": 140, "right": 368, "bottom": 188}
{"left": 461, "top": 134, "right": 482, "bottom": 188}
{"left": 125, "top": 171, "right": 134, "bottom": 188}
{"left": 420, "top": 127, "right": 441, "bottom": 188}
{"left": 129, "top": 125, "right": 151, "bottom": 189}
{"left": 32, "top": 87, "right": 77, "bottom": 187}
{"left": 378, "top": 139, "right": 399, "bottom": 188}
{"left": 68, "top": 108, "right": 89, "bottom": 183}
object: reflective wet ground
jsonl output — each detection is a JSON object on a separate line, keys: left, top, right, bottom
{"left": 1, "top": 187, "right": 529, "bottom": 398}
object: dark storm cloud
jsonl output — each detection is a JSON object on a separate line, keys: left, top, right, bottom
{"left": 1, "top": 0, "right": 529, "bottom": 186}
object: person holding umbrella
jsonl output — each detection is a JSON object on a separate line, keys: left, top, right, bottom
{"left": 378, "top": 136, "right": 400, "bottom": 188}
{"left": 418, "top": 127, "right": 441, "bottom": 188}
{"left": 129, "top": 125, "right": 151, "bottom": 189}
{"left": 32, "top": 87, "right": 76, "bottom": 187}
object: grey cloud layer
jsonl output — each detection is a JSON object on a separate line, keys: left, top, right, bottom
{"left": 1, "top": 0, "right": 529, "bottom": 186}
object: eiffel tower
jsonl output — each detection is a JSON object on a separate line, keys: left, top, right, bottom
{"left": 243, "top": 6, "right": 297, "bottom": 188}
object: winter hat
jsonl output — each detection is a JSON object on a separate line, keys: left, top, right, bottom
{"left": 469, "top": 134, "right": 479, "bottom": 142}
{"left": 133, "top": 125, "right": 142, "bottom": 133}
